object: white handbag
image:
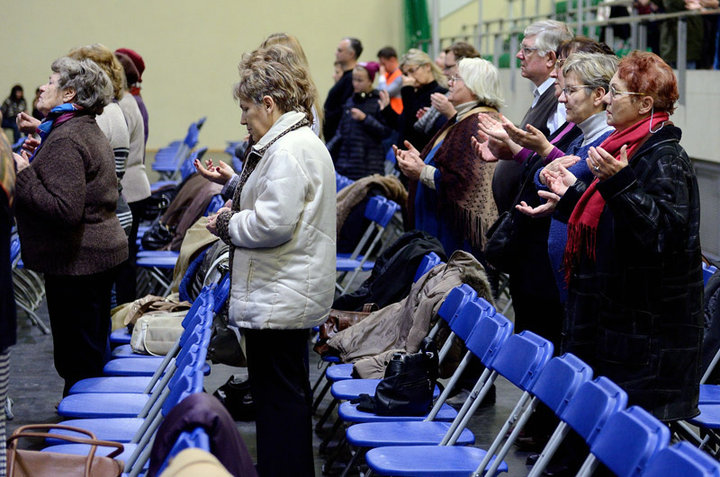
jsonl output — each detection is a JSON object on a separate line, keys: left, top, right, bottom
{"left": 130, "top": 311, "right": 187, "bottom": 356}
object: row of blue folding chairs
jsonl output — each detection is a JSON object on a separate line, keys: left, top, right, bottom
{"left": 323, "top": 282, "right": 720, "bottom": 477}
{"left": 39, "top": 282, "right": 225, "bottom": 476}
{"left": 151, "top": 117, "right": 205, "bottom": 181}
{"left": 336, "top": 195, "right": 401, "bottom": 296}
{"left": 8, "top": 232, "right": 49, "bottom": 334}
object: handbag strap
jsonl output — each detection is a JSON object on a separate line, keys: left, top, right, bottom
{"left": 7, "top": 424, "right": 124, "bottom": 477}
{"left": 508, "top": 154, "right": 545, "bottom": 209}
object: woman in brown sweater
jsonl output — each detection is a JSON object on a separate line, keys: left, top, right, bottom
{"left": 13, "top": 57, "right": 128, "bottom": 396}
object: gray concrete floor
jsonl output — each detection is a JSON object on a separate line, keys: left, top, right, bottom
{"left": 7, "top": 295, "right": 534, "bottom": 476}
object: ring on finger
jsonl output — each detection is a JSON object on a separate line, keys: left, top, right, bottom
{"left": 594, "top": 165, "right": 600, "bottom": 172}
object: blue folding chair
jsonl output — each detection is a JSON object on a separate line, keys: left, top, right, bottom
{"left": 152, "top": 117, "right": 205, "bottom": 180}
{"left": 155, "top": 427, "right": 211, "bottom": 476}
{"left": 576, "top": 406, "right": 671, "bottom": 477}
{"left": 336, "top": 196, "right": 400, "bottom": 295}
{"left": 341, "top": 305, "right": 513, "bottom": 474}
{"left": 642, "top": 441, "right": 720, "bottom": 477}
{"left": 528, "top": 376, "right": 628, "bottom": 477}
{"left": 336, "top": 172, "right": 355, "bottom": 192}
{"left": 364, "top": 330, "right": 554, "bottom": 477}
{"left": 151, "top": 147, "right": 208, "bottom": 193}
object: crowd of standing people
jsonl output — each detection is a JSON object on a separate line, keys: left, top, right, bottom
{"left": 0, "top": 15, "right": 707, "bottom": 477}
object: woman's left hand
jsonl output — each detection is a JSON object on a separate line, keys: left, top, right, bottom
{"left": 544, "top": 165, "right": 577, "bottom": 197}
{"left": 587, "top": 144, "right": 627, "bottom": 181}
{"left": 394, "top": 140, "right": 425, "bottom": 181}
{"left": 13, "top": 152, "right": 30, "bottom": 172}
{"left": 206, "top": 207, "right": 230, "bottom": 236}
{"left": 350, "top": 108, "right": 366, "bottom": 121}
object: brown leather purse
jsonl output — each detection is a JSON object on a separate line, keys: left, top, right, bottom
{"left": 7, "top": 424, "right": 124, "bottom": 477}
{"left": 313, "top": 303, "right": 378, "bottom": 356}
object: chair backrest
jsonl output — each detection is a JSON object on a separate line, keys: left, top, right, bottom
{"left": 183, "top": 119, "right": 204, "bottom": 148}
{"left": 365, "top": 196, "right": 399, "bottom": 228}
{"left": 703, "top": 263, "right": 718, "bottom": 287}
{"left": 161, "top": 367, "right": 207, "bottom": 417}
{"left": 642, "top": 441, "right": 720, "bottom": 477}
{"left": 464, "top": 310, "right": 514, "bottom": 366}
{"left": 561, "top": 376, "right": 628, "bottom": 445}
{"left": 529, "top": 353, "right": 593, "bottom": 415}
{"left": 213, "top": 274, "right": 231, "bottom": 314}
{"left": 156, "top": 426, "right": 211, "bottom": 476}
{"left": 204, "top": 194, "right": 224, "bottom": 216}
{"left": 474, "top": 297, "right": 496, "bottom": 318}
{"left": 336, "top": 172, "right": 355, "bottom": 192}
{"left": 448, "top": 298, "right": 489, "bottom": 343}
{"left": 436, "top": 284, "right": 477, "bottom": 327}
{"left": 413, "top": 252, "right": 443, "bottom": 283}
{"left": 590, "top": 406, "right": 670, "bottom": 477}
{"left": 489, "top": 330, "right": 554, "bottom": 391}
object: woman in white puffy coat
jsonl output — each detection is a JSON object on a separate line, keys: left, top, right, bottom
{"left": 196, "top": 44, "right": 335, "bottom": 477}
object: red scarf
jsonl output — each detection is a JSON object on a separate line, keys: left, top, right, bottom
{"left": 563, "top": 112, "right": 669, "bottom": 282}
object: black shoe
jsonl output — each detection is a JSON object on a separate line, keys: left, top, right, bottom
{"left": 213, "top": 375, "right": 256, "bottom": 421}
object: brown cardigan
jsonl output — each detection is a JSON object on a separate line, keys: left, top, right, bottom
{"left": 15, "top": 115, "right": 128, "bottom": 275}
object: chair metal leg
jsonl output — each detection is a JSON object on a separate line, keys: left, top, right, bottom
{"left": 315, "top": 397, "right": 338, "bottom": 432}
{"left": 319, "top": 415, "right": 343, "bottom": 454}
{"left": 313, "top": 379, "right": 332, "bottom": 413}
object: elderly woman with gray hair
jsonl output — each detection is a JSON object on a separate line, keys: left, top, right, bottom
{"left": 13, "top": 57, "right": 128, "bottom": 396}
{"left": 195, "top": 44, "right": 335, "bottom": 477}
{"left": 395, "top": 57, "right": 502, "bottom": 257}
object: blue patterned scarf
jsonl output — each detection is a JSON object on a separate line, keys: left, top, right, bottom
{"left": 29, "top": 103, "right": 84, "bottom": 162}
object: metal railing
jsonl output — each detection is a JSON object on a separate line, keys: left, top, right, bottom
{"left": 414, "top": 1, "right": 720, "bottom": 104}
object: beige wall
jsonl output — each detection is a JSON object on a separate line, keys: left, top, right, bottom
{"left": 0, "top": 0, "right": 403, "bottom": 150}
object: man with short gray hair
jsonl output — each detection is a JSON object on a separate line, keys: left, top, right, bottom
{"left": 492, "top": 19, "right": 573, "bottom": 214}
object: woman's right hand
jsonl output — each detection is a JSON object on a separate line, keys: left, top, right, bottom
{"left": 515, "top": 190, "right": 560, "bottom": 218}
{"left": 393, "top": 140, "right": 424, "bottom": 181}
{"left": 194, "top": 158, "right": 234, "bottom": 185}
{"left": 16, "top": 112, "right": 41, "bottom": 134}
{"left": 378, "top": 90, "right": 390, "bottom": 110}
{"left": 503, "top": 120, "right": 553, "bottom": 157}
{"left": 544, "top": 165, "right": 577, "bottom": 197}
{"left": 539, "top": 155, "right": 581, "bottom": 185}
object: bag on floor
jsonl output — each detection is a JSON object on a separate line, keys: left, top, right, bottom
{"left": 130, "top": 311, "right": 187, "bottom": 356}
{"left": 7, "top": 424, "right": 124, "bottom": 477}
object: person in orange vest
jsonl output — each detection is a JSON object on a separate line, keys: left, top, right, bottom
{"left": 377, "top": 46, "right": 403, "bottom": 114}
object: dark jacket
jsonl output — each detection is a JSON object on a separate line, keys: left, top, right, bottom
{"left": 327, "top": 90, "right": 390, "bottom": 180}
{"left": 15, "top": 115, "right": 128, "bottom": 275}
{"left": 382, "top": 81, "right": 447, "bottom": 152}
{"left": 323, "top": 69, "right": 354, "bottom": 142}
{"left": 556, "top": 124, "right": 703, "bottom": 421}
{"left": 148, "top": 392, "right": 257, "bottom": 477}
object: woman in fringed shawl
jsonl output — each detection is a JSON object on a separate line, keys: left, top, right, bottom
{"left": 545, "top": 51, "right": 702, "bottom": 422}
{"left": 395, "top": 58, "right": 501, "bottom": 258}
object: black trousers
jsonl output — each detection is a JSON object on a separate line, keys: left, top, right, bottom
{"left": 245, "top": 328, "right": 315, "bottom": 477}
{"left": 116, "top": 198, "right": 150, "bottom": 304}
{"left": 45, "top": 267, "right": 117, "bottom": 396}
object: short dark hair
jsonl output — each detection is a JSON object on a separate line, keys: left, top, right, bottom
{"left": 345, "top": 37, "right": 363, "bottom": 60}
{"left": 444, "top": 41, "right": 481, "bottom": 61}
{"left": 377, "top": 46, "right": 397, "bottom": 59}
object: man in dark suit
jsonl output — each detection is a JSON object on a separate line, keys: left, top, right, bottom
{"left": 491, "top": 20, "right": 573, "bottom": 214}
{"left": 323, "top": 37, "right": 363, "bottom": 143}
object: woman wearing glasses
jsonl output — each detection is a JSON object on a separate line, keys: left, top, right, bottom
{"left": 394, "top": 58, "right": 502, "bottom": 257}
{"left": 547, "top": 51, "right": 703, "bottom": 422}
{"left": 380, "top": 48, "right": 447, "bottom": 155}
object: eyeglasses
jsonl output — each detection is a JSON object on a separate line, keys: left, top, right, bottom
{"left": 609, "top": 84, "right": 647, "bottom": 98}
{"left": 560, "top": 85, "right": 592, "bottom": 96}
{"left": 555, "top": 57, "right": 567, "bottom": 69}
{"left": 520, "top": 45, "right": 539, "bottom": 56}
{"left": 448, "top": 75, "right": 463, "bottom": 83}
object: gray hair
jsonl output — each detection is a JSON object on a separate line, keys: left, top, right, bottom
{"left": 51, "top": 57, "right": 112, "bottom": 114}
{"left": 563, "top": 52, "right": 618, "bottom": 92}
{"left": 524, "top": 20, "right": 574, "bottom": 57}
{"left": 457, "top": 58, "right": 504, "bottom": 110}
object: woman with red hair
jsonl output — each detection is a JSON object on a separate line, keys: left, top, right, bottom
{"left": 546, "top": 51, "right": 702, "bottom": 422}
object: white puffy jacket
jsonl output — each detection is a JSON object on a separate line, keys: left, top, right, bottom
{"left": 226, "top": 111, "right": 336, "bottom": 329}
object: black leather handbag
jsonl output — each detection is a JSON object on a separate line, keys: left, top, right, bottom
{"left": 354, "top": 338, "right": 439, "bottom": 416}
